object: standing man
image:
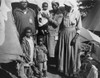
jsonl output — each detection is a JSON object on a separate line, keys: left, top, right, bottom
{"left": 13, "top": 0, "right": 37, "bottom": 41}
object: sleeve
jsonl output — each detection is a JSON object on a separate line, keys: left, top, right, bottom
{"left": 75, "top": 11, "right": 82, "bottom": 34}
{"left": 31, "top": 9, "right": 38, "bottom": 30}
{"left": 42, "top": 45, "right": 48, "bottom": 54}
{"left": 12, "top": 9, "right": 18, "bottom": 24}
{"left": 21, "top": 38, "right": 27, "bottom": 55}
{"left": 48, "top": 14, "right": 63, "bottom": 28}
{"left": 29, "top": 8, "right": 36, "bottom": 18}
{"left": 37, "top": 11, "right": 43, "bottom": 26}
{"left": 33, "top": 46, "right": 37, "bottom": 60}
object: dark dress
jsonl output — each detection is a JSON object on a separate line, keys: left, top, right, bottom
{"left": 13, "top": 7, "right": 36, "bottom": 39}
{"left": 58, "top": 10, "right": 82, "bottom": 76}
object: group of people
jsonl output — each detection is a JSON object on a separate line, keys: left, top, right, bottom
{"left": 12, "top": 0, "right": 83, "bottom": 78}
{"left": 0, "top": 0, "right": 99, "bottom": 78}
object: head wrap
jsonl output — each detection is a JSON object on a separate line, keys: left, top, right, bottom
{"left": 52, "top": 1, "right": 59, "bottom": 7}
{"left": 64, "top": 0, "right": 78, "bottom": 11}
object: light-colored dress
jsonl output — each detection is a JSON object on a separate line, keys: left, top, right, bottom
{"left": 48, "top": 10, "right": 63, "bottom": 57}
{"left": 58, "top": 10, "right": 82, "bottom": 76}
{"left": 38, "top": 10, "right": 49, "bottom": 27}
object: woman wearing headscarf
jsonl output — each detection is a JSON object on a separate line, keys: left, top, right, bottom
{"left": 58, "top": 0, "right": 82, "bottom": 77}
{"left": 42, "top": 1, "right": 63, "bottom": 64}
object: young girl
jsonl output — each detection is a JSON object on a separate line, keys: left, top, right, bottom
{"left": 21, "top": 27, "right": 35, "bottom": 63}
{"left": 20, "top": 27, "right": 36, "bottom": 78}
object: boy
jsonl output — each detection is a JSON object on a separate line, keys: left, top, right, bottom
{"left": 38, "top": 2, "right": 50, "bottom": 35}
{"left": 35, "top": 36, "right": 48, "bottom": 78}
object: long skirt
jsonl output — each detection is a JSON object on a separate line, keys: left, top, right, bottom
{"left": 48, "top": 35, "right": 58, "bottom": 58}
{"left": 58, "top": 26, "right": 78, "bottom": 76}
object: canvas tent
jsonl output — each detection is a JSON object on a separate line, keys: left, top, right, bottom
{"left": 0, "top": 0, "right": 23, "bottom": 63}
{"left": 82, "top": 0, "right": 100, "bottom": 61}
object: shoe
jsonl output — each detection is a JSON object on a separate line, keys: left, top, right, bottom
{"left": 43, "top": 70, "right": 47, "bottom": 77}
{"left": 44, "top": 76, "right": 48, "bottom": 78}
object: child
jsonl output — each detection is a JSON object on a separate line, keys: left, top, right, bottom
{"left": 38, "top": 2, "right": 50, "bottom": 35}
{"left": 35, "top": 36, "right": 48, "bottom": 78}
{"left": 21, "top": 27, "right": 36, "bottom": 78}
{"left": 21, "top": 27, "right": 35, "bottom": 63}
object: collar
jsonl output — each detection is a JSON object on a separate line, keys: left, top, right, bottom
{"left": 15, "top": 7, "right": 30, "bottom": 14}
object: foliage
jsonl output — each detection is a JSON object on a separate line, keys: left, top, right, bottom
{"left": 78, "top": 0, "right": 97, "bottom": 19}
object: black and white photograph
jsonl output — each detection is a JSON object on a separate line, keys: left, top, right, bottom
{"left": 0, "top": 0, "right": 100, "bottom": 78}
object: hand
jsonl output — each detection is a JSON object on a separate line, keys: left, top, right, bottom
{"left": 70, "top": 38, "right": 76, "bottom": 46}
{"left": 29, "top": 62, "right": 34, "bottom": 66}
{"left": 41, "top": 12, "right": 49, "bottom": 19}
{"left": 70, "top": 33, "right": 79, "bottom": 46}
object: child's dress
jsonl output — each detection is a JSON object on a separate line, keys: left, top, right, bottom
{"left": 38, "top": 10, "right": 49, "bottom": 27}
{"left": 21, "top": 36, "right": 35, "bottom": 63}
{"left": 35, "top": 44, "right": 47, "bottom": 63}
{"left": 38, "top": 10, "right": 50, "bottom": 35}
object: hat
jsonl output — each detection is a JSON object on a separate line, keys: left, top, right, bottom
{"left": 52, "top": 1, "right": 59, "bottom": 6}
{"left": 64, "top": 0, "right": 73, "bottom": 7}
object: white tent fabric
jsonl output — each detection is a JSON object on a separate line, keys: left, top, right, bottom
{"left": 81, "top": 0, "right": 100, "bottom": 61}
{"left": 0, "top": 0, "right": 23, "bottom": 63}
{"left": 79, "top": 27, "right": 100, "bottom": 45}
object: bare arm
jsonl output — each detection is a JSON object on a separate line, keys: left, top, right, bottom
{"left": 41, "top": 13, "right": 63, "bottom": 28}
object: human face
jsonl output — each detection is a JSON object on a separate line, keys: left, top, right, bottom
{"left": 38, "top": 38, "right": 43, "bottom": 45}
{"left": 43, "top": 3, "right": 48, "bottom": 10}
{"left": 26, "top": 29, "right": 32, "bottom": 38}
{"left": 20, "top": 1, "right": 28, "bottom": 9}
{"left": 52, "top": 3, "right": 58, "bottom": 10}
{"left": 65, "top": 5, "right": 71, "bottom": 12}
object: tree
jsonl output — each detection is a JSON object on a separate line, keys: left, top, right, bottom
{"left": 78, "top": 0, "right": 97, "bottom": 19}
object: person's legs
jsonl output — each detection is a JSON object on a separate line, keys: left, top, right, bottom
{"left": 43, "top": 61, "right": 47, "bottom": 77}
{"left": 18, "top": 63, "right": 27, "bottom": 78}
{"left": 38, "top": 63, "right": 43, "bottom": 78}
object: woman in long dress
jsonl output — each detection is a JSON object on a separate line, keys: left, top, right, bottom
{"left": 58, "top": 0, "right": 82, "bottom": 77}
{"left": 42, "top": 2, "right": 63, "bottom": 66}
